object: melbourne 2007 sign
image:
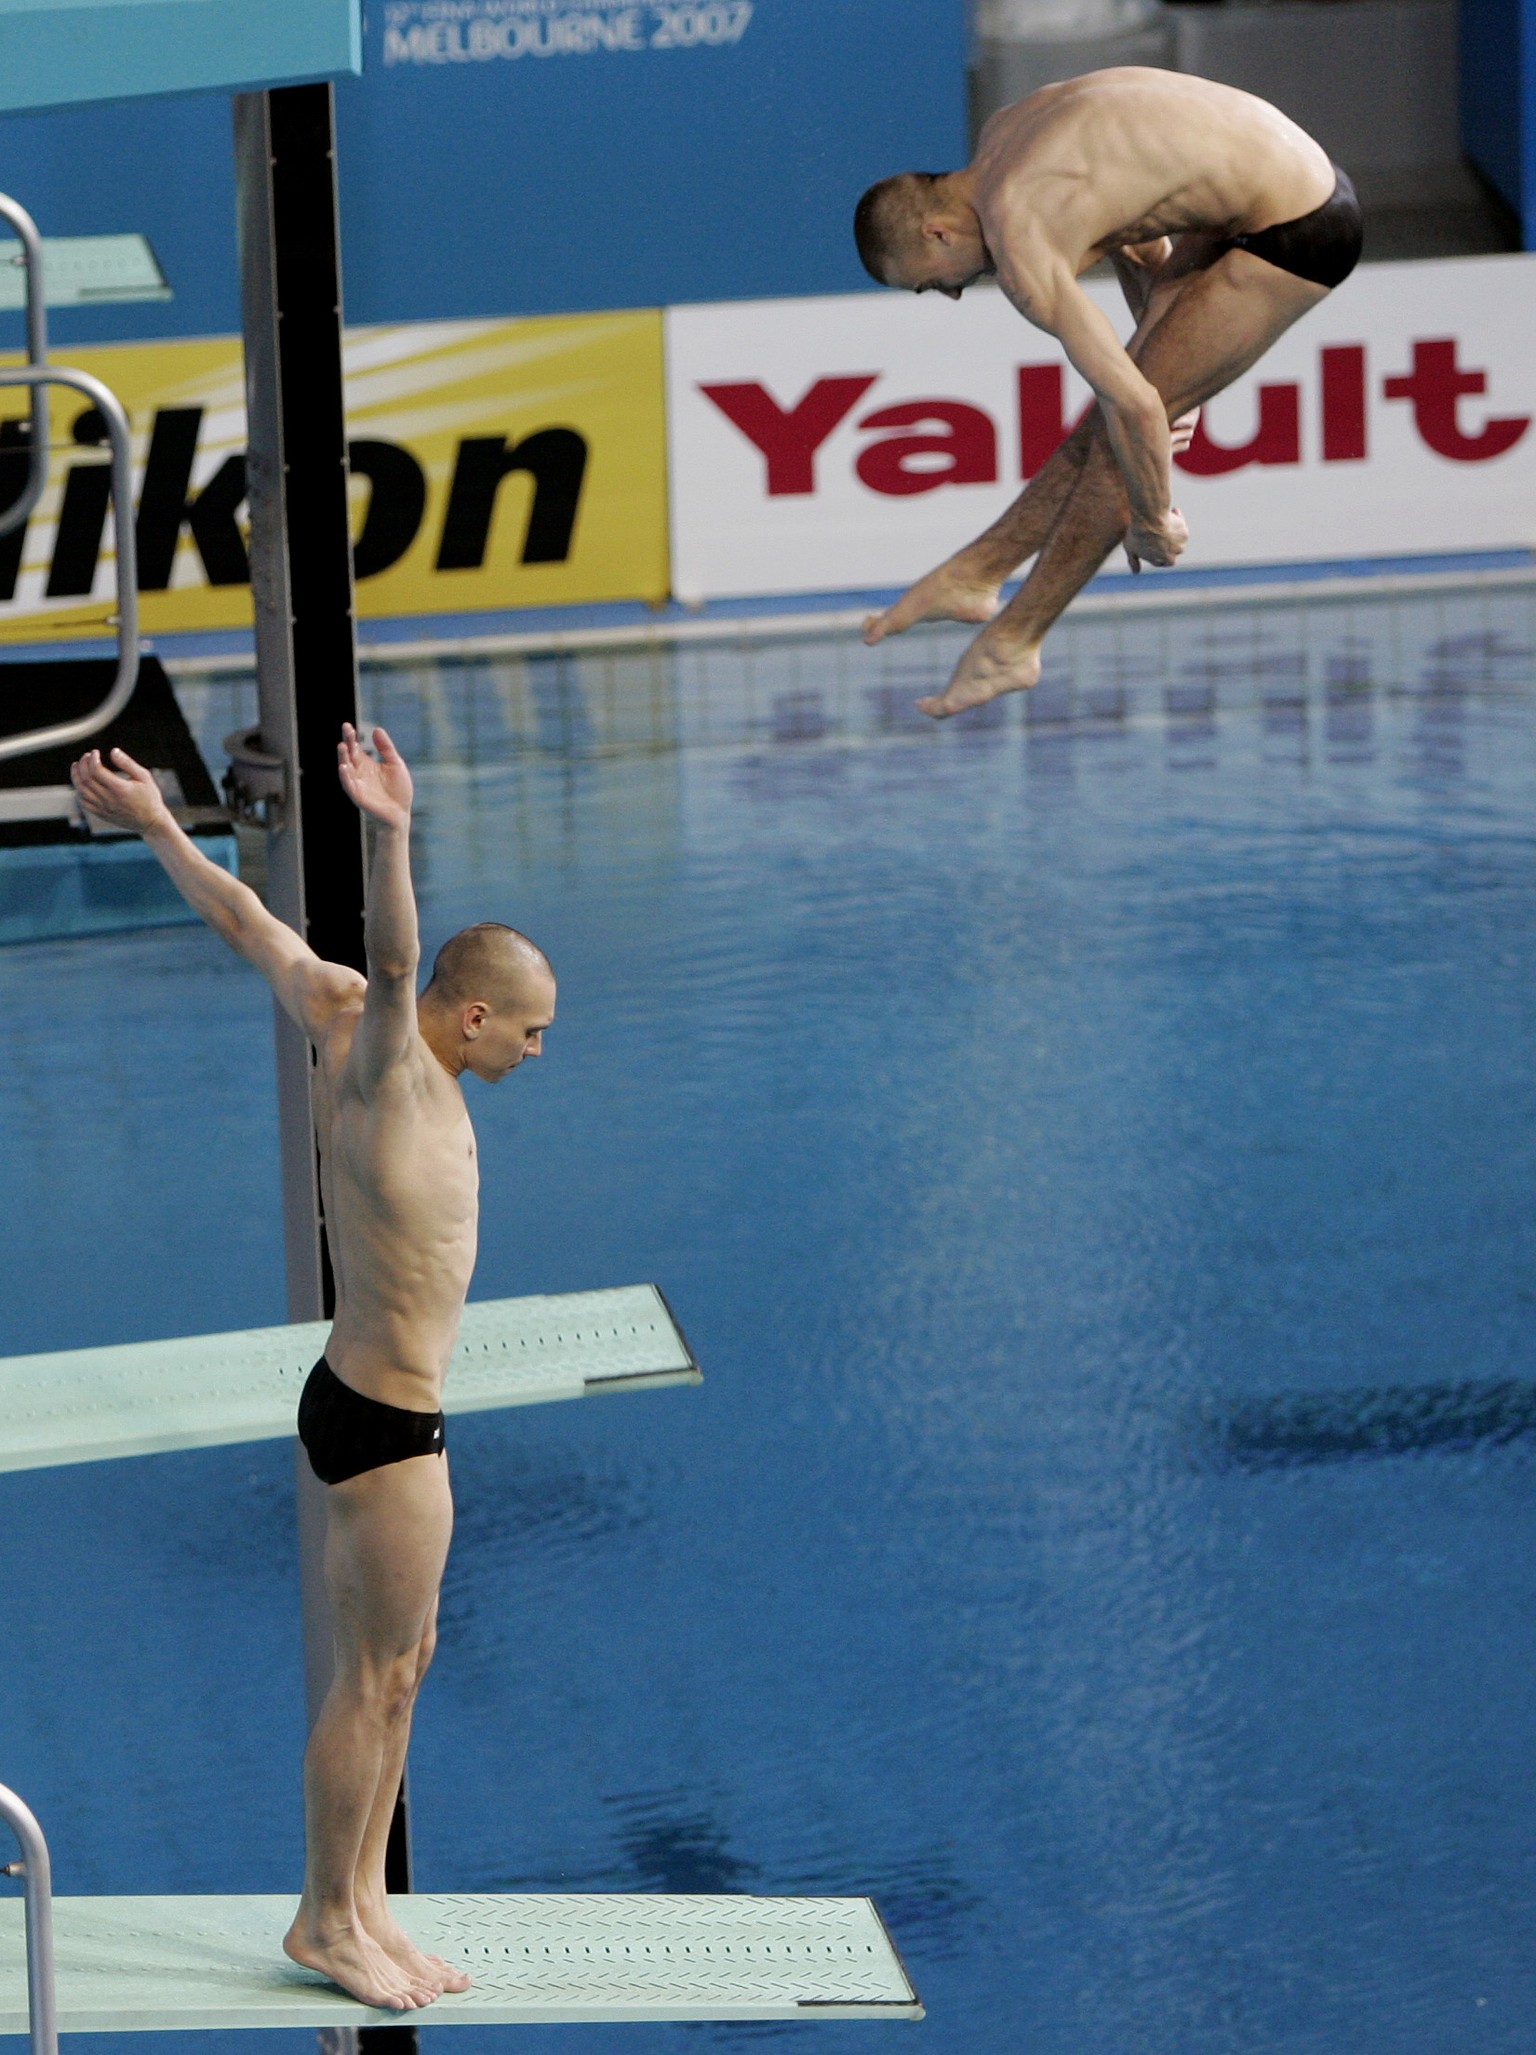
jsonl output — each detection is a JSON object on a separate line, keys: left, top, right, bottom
{"left": 665, "top": 255, "right": 1536, "bottom": 601}
{"left": 380, "top": 0, "right": 754, "bottom": 64}
{"left": 0, "top": 311, "right": 669, "bottom": 643}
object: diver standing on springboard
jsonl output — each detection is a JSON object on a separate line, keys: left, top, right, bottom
{"left": 856, "top": 68, "right": 1363, "bottom": 714}
{"left": 71, "top": 726, "right": 556, "bottom": 2011}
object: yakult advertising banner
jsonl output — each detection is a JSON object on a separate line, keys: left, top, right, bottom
{"left": 665, "top": 254, "right": 1536, "bottom": 602}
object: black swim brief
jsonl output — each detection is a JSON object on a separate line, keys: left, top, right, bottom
{"left": 297, "top": 1355, "right": 446, "bottom": 1486}
{"left": 1223, "top": 164, "right": 1362, "bottom": 290}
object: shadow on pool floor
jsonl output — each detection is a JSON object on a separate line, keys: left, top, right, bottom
{"left": 1196, "top": 1377, "right": 1536, "bottom": 1470}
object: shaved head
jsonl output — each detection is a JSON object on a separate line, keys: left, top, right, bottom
{"left": 854, "top": 172, "right": 942, "bottom": 281}
{"left": 424, "top": 922, "right": 552, "bottom": 1011}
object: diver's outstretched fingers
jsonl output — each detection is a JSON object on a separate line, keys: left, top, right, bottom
{"left": 1169, "top": 407, "right": 1201, "bottom": 456}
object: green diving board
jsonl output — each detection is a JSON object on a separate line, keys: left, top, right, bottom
{"left": 0, "top": 0, "right": 360, "bottom": 118}
{"left": 0, "top": 1286, "right": 699, "bottom": 1475}
{"left": 0, "top": 1893, "right": 922, "bottom": 2030}
{"left": 0, "top": 234, "right": 169, "bottom": 309}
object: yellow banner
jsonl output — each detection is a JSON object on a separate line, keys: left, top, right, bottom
{"left": 0, "top": 310, "right": 668, "bottom": 642}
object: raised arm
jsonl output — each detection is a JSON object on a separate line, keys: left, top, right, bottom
{"left": 335, "top": 722, "right": 422, "bottom": 1097}
{"left": 69, "top": 746, "right": 363, "bottom": 1039}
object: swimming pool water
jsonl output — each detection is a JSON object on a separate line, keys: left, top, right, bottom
{"left": 3, "top": 590, "right": 1536, "bottom": 2055}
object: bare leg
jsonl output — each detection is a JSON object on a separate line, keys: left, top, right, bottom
{"left": 863, "top": 411, "right": 1097, "bottom": 643}
{"left": 352, "top": 1605, "right": 472, "bottom": 1994}
{"left": 283, "top": 1452, "right": 454, "bottom": 2010}
{"left": 919, "top": 251, "right": 1328, "bottom": 717}
{"left": 862, "top": 252, "right": 1214, "bottom": 649}
{"left": 917, "top": 431, "right": 1128, "bottom": 715}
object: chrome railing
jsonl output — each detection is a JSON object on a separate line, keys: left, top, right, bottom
{"left": 0, "top": 364, "right": 140, "bottom": 762}
{"left": 0, "top": 195, "right": 50, "bottom": 539}
{"left": 0, "top": 189, "right": 139, "bottom": 768}
{"left": 0, "top": 1783, "right": 57, "bottom": 2055}
{"left": 0, "top": 188, "right": 141, "bottom": 765}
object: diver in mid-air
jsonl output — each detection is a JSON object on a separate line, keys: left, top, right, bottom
{"left": 856, "top": 67, "right": 1361, "bottom": 715}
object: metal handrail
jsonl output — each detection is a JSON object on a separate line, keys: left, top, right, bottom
{"left": 0, "top": 365, "right": 139, "bottom": 764}
{"left": 0, "top": 1784, "right": 57, "bottom": 2055}
{"left": 0, "top": 195, "right": 50, "bottom": 538}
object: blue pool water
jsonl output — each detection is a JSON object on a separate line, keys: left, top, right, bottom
{"left": 3, "top": 590, "right": 1536, "bottom": 2055}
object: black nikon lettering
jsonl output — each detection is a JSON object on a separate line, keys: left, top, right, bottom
{"left": 135, "top": 407, "right": 249, "bottom": 589}
{"left": 22, "top": 408, "right": 591, "bottom": 605}
{"left": 436, "top": 428, "right": 588, "bottom": 571}
{"left": 348, "top": 439, "right": 427, "bottom": 579}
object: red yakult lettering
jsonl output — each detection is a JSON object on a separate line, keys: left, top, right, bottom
{"left": 1017, "top": 364, "right": 1093, "bottom": 477}
{"left": 1320, "top": 345, "right": 1367, "bottom": 461}
{"left": 1383, "top": 340, "right": 1529, "bottom": 460}
{"left": 700, "top": 328, "right": 1531, "bottom": 505}
{"left": 855, "top": 401, "right": 998, "bottom": 495}
{"left": 699, "top": 376, "right": 877, "bottom": 494}
{"left": 1176, "top": 384, "right": 1300, "bottom": 474}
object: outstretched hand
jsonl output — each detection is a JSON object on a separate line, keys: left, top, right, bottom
{"left": 337, "top": 722, "right": 413, "bottom": 830}
{"left": 69, "top": 746, "right": 173, "bottom": 835}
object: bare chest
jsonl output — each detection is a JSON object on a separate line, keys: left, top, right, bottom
{"left": 315, "top": 1062, "right": 479, "bottom": 1243}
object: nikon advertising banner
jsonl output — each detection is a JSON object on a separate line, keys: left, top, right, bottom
{"left": 0, "top": 308, "right": 668, "bottom": 641}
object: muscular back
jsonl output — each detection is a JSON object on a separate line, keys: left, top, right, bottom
{"left": 312, "top": 1002, "right": 480, "bottom": 1410}
{"left": 975, "top": 69, "right": 1335, "bottom": 277}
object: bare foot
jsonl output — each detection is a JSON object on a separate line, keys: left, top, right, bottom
{"left": 864, "top": 560, "right": 1002, "bottom": 645}
{"left": 917, "top": 635, "right": 1042, "bottom": 719}
{"left": 360, "top": 1902, "right": 473, "bottom": 1996}
{"left": 283, "top": 1915, "right": 440, "bottom": 2011}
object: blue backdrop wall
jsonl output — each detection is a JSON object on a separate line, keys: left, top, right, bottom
{"left": 0, "top": 0, "right": 967, "bottom": 346}
{"left": 1460, "top": 0, "right": 1536, "bottom": 246}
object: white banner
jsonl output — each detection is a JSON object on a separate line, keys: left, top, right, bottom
{"left": 665, "top": 254, "right": 1536, "bottom": 601}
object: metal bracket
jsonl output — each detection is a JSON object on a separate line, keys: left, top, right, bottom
{"left": 221, "top": 726, "right": 288, "bottom": 828}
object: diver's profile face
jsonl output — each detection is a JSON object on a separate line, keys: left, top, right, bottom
{"left": 884, "top": 220, "right": 989, "bottom": 300}
{"left": 463, "top": 973, "right": 557, "bottom": 1082}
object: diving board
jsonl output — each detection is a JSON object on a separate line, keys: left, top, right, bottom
{"left": 0, "top": 0, "right": 360, "bottom": 117}
{"left": 0, "top": 1893, "right": 921, "bottom": 2030}
{"left": 0, "top": 1286, "right": 699, "bottom": 1475}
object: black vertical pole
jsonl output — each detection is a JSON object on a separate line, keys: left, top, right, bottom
{"left": 232, "top": 82, "right": 416, "bottom": 2055}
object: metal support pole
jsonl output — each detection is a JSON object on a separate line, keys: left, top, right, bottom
{"left": 232, "top": 82, "right": 415, "bottom": 2055}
